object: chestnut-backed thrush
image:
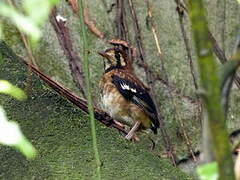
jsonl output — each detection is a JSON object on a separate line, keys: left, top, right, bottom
{"left": 98, "top": 48, "right": 159, "bottom": 140}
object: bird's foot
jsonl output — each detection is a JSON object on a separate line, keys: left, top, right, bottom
{"left": 125, "top": 133, "right": 140, "bottom": 142}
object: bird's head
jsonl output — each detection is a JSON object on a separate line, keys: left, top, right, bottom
{"left": 98, "top": 48, "right": 128, "bottom": 72}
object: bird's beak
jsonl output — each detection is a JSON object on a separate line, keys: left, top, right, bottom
{"left": 98, "top": 51, "right": 110, "bottom": 59}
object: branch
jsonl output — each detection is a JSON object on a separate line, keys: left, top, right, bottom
{"left": 209, "top": 31, "right": 240, "bottom": 89}
{"left": 189, "top": 1, "right": 235, "bottom": 179}
{"left": 115, "top": 0, "right": 128, "bottom": 40}
{"left": 25, "top": 62, "right": 129, "bottom": 135}
{"left": 50, "top": 7, "right": 86, "bottom": 98}
{"left": 128, "top": 0, "right": 145, "bottom": 62}
{"left": 137, "top": 60, "right": 196, "bottom": 103}
{"left": 66, "top": 0, "right": 79, "bottom": 14}
{"left": 84, "top": 8, "right": 105, "bottom": 39}
{"left": 174, "top": 0, "right": 201, "bottom": 162}
{"left": 175, "top": 0, "right": 198, "bottom": 90}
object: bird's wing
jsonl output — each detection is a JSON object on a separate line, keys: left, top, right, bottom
{"left": 112, "top": 74, "right": 159, "bottom": 132}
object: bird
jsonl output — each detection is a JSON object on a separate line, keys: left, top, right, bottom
{"left": 98, "top": 47, "right": 160, "bottom": 140}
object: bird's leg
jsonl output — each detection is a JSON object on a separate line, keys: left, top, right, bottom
{"left": 125, "top": 121, "right": 141, "bottom": 140}
{"left": 114, "top": 120, "right": 140, "bottom": 141}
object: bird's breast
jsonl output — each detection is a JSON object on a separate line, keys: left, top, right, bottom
{"left": 100, "top": 83, "right": 133, "bottom": 125}
{"left": 101, "top": 88, "right": 121, "bottom": 116}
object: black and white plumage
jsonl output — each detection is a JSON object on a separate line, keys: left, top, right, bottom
{"left": 112, "top": 75, "right": 159, "bottom": 134}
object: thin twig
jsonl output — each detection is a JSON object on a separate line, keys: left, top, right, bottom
{"left": 174, "top": 0, "right": 201, "bottom": 162}
{"left": 209, "top": 31, "right": 240, "bottom": 89}
{"left": 174, "top": 0, "right": 202, "bottom": 130}
{"left": 66, "top": 0, "right": 79, "bottom": 14}
{"left": 79, "top": 1, "right": 101, "bottom": 178}
{"left": 6, "top": 0, "right": 37, "bottom": 66}
{"left": 6, "top": 0, "right": 38, "bottom": 96}
{"left": 129, "top": 0, "right": 177, "bottom": 165}
{"left": 50, "top": 7, "right": 86, "bottom": 98}
{"left": 175, "top": 0, "right": 198, "bottom": 90}
{"left": 115, "top": 0, "right": 127, "bottom": 40}
{"left": 84, "top": 8, "right": 105, "bottom": 39}
{"left": 137, "top": 61, "right": 196, "bottom": 103}
{"left": 221, "top": 0, "right": 227, "bottom": 52}
{"left": 114, "top": 0, "right": 133, "bottom": 64}
{"left": 128, "top": 0, "right": 146, "bottom": 62}
{"left": 146, "top": 0, "right": 198, "bottom": 164}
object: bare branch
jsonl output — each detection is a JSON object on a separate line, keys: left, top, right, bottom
{"left": 209, "top": 31, "right": 240, "bottom": 89}
{"left": 84, "top": 8, "right": 105, "bottom": 39}
{"left": 175, "top": 0, "right": 198, "bottom": 90}
{"left": 115, "top": 0, "right": 128, "bottom": 40}
{"left": 66, "top": 0, "right": 79, "bottom": 14}
{"left": 24, "top": 62, "right": 129, "bottom": 134}
{"left": 174, "top": 0, "right": 201, "bottom": 162}
{"left": 50, "top": 7, "right": 86, "bottom": 98}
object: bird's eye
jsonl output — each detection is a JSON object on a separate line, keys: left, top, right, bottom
{"left": 115, "top": 52, "right": 121, "bottom": 61}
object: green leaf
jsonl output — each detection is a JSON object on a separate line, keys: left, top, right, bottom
{"left": 0, "top": 3, "right": 41, "bottom": 43}
{"left": 23, "top": 0, "right": 51, "bottom": 26}
{"left": 23, "top": 0, "right": 59, "bottom": 26}
{"left": 0, "top": 26, "right": 2, "bottom": 39}
{"left": 0, "top": 80, "right": 27, "bottom": 100}
{"left": 0, "top": 38, "right": 3, "bottom": 66}
{"left": 197, "top": 162, "right": 218, "bottom": 180}
{"left": 16, "top": 136, "right": 37, "bottom": 159}
{"left": 237, "top": 0, "right": 240, "bottom": 4}
{"left": 0, "top": 106, "right": 37, "bottom": 159}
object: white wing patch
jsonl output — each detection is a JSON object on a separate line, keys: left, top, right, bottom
{"left": 120, "top": 83, "right": 137, "bottom": 93}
